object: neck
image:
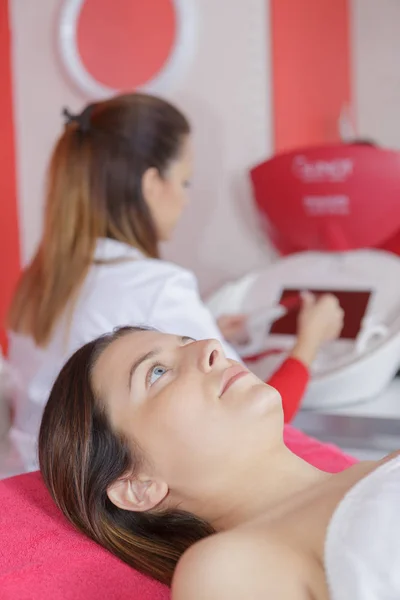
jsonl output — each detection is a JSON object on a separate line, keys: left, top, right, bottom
{"left": 207, "top": 446, "right": 332, "bottom": 531}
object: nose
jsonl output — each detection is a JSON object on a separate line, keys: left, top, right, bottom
{"left": 188, "top": 339, "right": 226, "bottom": 373}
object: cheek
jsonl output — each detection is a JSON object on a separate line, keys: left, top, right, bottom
{"left": 168, "top": 181, "right": 186, "bottom": 209}
{"left": 133, "top": 386, "right": 213, "bottom": 468}
{"left": 157, "top": 186, "right": 183, "bottom": 229}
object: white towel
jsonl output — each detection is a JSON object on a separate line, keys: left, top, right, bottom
{"left": 325, "top": 454, "right": 400, "bottom": 599}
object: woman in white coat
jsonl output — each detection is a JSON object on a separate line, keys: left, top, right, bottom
{"left": 6, "top": 93, "right": 343, "bottom": 472}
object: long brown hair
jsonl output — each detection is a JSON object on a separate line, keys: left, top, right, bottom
{"left": 7, "top": 94, "right": 190, "bottom": 346}
{"left": 38, "top": 326, "right": 214, "bottom": 586}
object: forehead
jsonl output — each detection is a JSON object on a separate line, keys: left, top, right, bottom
{"left": 92, "top": 330, "right": 171, "bottom": 395}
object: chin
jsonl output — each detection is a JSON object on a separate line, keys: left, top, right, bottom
{"left": 246, "top": 381, "right": 282, "bottom": 416}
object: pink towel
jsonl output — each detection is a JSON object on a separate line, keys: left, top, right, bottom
{"left": 284, "top": 424, "right": 357, "bottom": 472}
{"left": 0, "top": 471, "right": 169, "bottom": 600}
{"left": 0, "top": 429, "right": 356, "bottom": 599}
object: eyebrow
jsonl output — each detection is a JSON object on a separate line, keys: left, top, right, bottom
{"left": 127, "top": 336, "right": 195, "bottom": 390}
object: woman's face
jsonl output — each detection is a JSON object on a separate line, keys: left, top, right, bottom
{"left": 144, "top": 135, "right": 193, "bottom": 241}
{"left": 92, "top": 331, "right": 283, "bottom": 511}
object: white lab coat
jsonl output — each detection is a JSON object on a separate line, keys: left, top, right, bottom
{"left": 6, "top": 238, "right": 239, "bottom": 473}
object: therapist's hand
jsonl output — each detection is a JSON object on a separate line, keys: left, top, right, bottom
{"left": 290, "top": 292, "right": 344, "bottom": 366}
{"left": 217, "top": 314, "right": 249, "bottom": 344}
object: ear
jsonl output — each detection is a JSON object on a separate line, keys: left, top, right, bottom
{"left": 142, "top": 167, "right": 163, "bottom": 207}
{"left": 107, "top": 473, "right": 169, "bottom": 513}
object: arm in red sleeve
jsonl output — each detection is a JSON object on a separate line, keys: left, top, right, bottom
{"left": 266, "top": 358, "right": 310, "bottom": 423}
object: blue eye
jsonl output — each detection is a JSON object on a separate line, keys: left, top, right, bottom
{"left": 148, "top": 365, "right": 167, "bottom": 386}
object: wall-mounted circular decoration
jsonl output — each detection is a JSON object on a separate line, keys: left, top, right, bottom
{"left": 58, "top": 0, "right": 198, "bottom": 99}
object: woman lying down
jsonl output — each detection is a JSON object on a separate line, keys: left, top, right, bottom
{"left": 39, "top": 327, "right": 400, "bottom": 599}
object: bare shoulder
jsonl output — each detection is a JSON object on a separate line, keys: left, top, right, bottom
{"left": 171, "top": 530, "right": 311, "bottom": 600}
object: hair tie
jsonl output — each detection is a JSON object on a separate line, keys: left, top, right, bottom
{"left": 62, "top": 104, "right": 95, "bottom": 134}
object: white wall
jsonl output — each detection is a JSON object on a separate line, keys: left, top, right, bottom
{"left": 351, "top": 0, "right": 400, "bottom": 149}
{"left": 10, "top": 0, "right": 275, "bottom": 296}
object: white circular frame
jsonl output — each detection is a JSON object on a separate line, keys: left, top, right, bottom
{"left": 58, "top": 0, "right": 198, "bottom": 98}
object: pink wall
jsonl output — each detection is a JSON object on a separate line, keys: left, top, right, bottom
{"left": 271, "top": 0, "right": 352, "bottom": 152}
{"left": 351, "top": 0, "right": 400, "bottom": 149}
{"left": 0, "top": 0, "right": 20, "bottom": 351}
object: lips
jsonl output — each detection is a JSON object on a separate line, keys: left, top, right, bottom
{"left": 219, "top": 364, "right": 249, "bottom": 396}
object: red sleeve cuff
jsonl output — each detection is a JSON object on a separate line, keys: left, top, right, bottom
{"left": 266, "top": 358, "right": 310, "bottom": 423}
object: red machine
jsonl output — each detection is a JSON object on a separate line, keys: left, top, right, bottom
{"left": 250, "top": 144, "right": 400, "bottom": 256}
